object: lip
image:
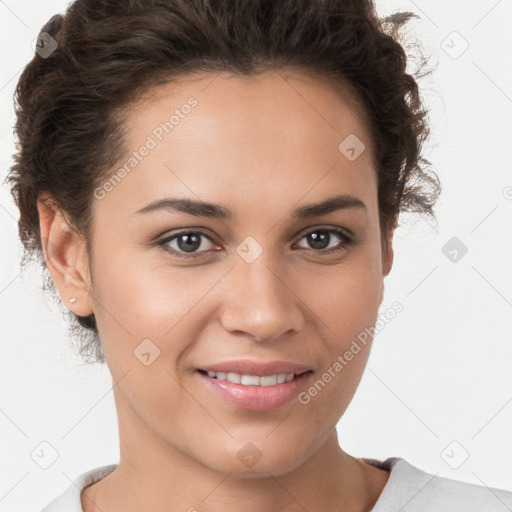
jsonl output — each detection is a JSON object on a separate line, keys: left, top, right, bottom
{"left": 195, "top": 360, "right": 313, "bottom": 411}
{"left": 197, "top": 359, "right": 312, "bottom": 376}
{"left": 196, "top": 371, "right": 312, "bottom": 411}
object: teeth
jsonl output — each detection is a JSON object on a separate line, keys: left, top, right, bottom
{"left": 205, "top": 371, "right": 296, "bottom": 386}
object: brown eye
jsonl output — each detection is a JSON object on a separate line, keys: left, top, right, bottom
{"left": 295, "top": 228, "right": 354, "bottom": 253}
{"left": 159, "top": 230, "right": 219, "bottom": 258}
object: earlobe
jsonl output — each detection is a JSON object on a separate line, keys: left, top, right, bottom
{"left": 36, "top": 196, "right": 94, "bottom": 317}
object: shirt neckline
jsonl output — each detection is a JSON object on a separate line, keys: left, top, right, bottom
{"left": 45, "top": 457, "right": 408, "bottom": 511}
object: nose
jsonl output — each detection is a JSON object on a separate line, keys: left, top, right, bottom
{"left": 219, "top": 254, "right": 305, "bottom": 342}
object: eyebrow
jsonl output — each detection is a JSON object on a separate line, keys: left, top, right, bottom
{"left": 133, "top": 193, "right": 367, "bottom": 219}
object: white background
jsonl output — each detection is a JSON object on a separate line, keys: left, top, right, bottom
{"left": 1, "top": 1, "right": 511, "bottom": 510}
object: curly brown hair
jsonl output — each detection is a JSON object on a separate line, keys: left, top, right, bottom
{"left": 5, "top": 0, "right": 440, "bottom": 364}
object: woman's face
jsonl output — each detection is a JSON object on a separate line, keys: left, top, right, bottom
{"left": 79, "top": 69, "right": 393, "bottom": 475}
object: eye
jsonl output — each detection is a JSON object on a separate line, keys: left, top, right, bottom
{"left": 158, "top": 230, "right": 220, "bottom": 259}
{"left": 294, "top": 227, "right": 354, "bottom": 255}
{"left": 157, "top": 226, "right": 355, "bottom": 259}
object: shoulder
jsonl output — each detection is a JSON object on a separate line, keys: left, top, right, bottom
{"left": 40, "top": 464, "right": 117, "bottom": 512}
{"left": 364, "top": 456, "right": 512, "bottom": 511}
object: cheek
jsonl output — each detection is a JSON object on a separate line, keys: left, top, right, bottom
{"left": 90, "top": 244, "right": 233, "bottom": 381}
{"left": 92, "top": 241, "right": 219, "bottom": 335}
{"left": 295, "top": 263, "right": 382, "bottom": 428}
{"left": 297, "top": 241, "right": 383, "bottom": 399}
{"left": 304, "top": 247, "right": 383, "bottom": 338}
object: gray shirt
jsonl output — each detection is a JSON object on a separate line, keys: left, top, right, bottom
{"left": 41, "top": 457, "right": 512, "bottom": 511}
{"left": 365, "top": 457, "right": 512, "bottom": 511}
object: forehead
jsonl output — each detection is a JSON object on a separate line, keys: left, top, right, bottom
{"left": 100, "top": 68, "right": 377, "bottom": 219}
{"left": 128, "top": 67, "right": 373, "bottom": 158}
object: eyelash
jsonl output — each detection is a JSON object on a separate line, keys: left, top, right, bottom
{"left": 156, "top": 227, "right": 355, "bottom": 259}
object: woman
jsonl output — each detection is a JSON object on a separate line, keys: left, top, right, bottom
{"left": 7, "top": 0, "right": 512, "bottom": 510}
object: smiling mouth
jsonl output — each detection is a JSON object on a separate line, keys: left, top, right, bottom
{"left": 196, "top": 369, "right": 312, "bottom": 387}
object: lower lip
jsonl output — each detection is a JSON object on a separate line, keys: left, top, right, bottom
{"left": 196, "top": 371, "right": 313, "bottom": 411}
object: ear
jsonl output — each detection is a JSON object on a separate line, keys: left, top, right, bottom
{"left": 382, "top": 216, "right": 397, "bottom": 278}
{"left": 37, "top": 194, "right": 94, "bottom": 317}
{"left": 379, "top": 216, "right": 397, "bottom": 306}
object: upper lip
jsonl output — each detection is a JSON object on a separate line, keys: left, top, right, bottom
{"left": 197, "top": 360, "right": 312, "bottom": 376}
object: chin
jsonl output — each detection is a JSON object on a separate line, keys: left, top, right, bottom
{"left": 200, "top": 439, "right": 306, "bottom": 479}
{"left": 212, "top": 458, "right": 302, "bottom": 479}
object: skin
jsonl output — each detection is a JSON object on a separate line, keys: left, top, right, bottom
{"left": 37, "top": 68, "right": 396, "bottom": 512}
